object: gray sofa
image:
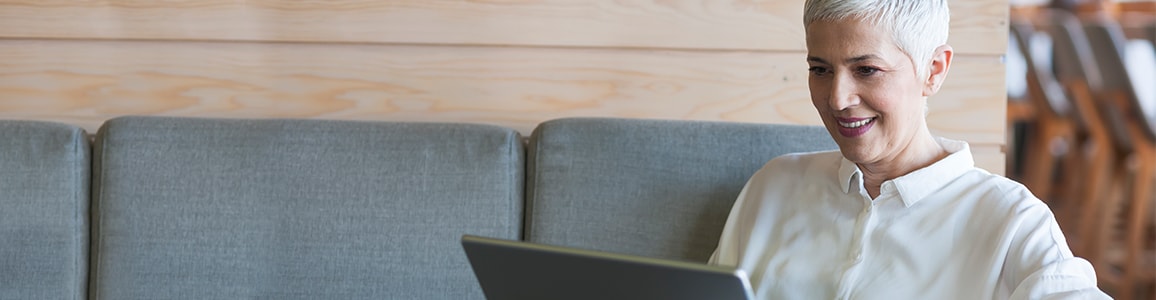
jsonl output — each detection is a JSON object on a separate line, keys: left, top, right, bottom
{"left": 1, "top": 116, "right": 835, "bottom": 299}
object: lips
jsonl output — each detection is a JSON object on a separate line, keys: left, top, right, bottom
{"left": 835, "top": 117, "right": 875, "bottom": 137}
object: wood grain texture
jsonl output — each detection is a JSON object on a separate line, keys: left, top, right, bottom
{"left": 0, "top": 0, "right": 1007, "bottom": 55}
{"left": 971, "top": 144, "right": 1007, "bottom": 176}
{"left": 0, "top": 39, "right": 1006, "bottom": 144}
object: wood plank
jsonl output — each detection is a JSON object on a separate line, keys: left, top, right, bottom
{"left": 972, "top": 144, "right": 1007, "bottom": 176}
{"left": 0, "top": 39, "right": 1005, "bottom": 145}
{"left": 0, "top": 0, "right": 1007, "bottom": 55}
{"left": 928, "top": 54, "right": 1008, "bottom": 144}
{"left": 1118, "top": 1, "right": 1156, "bottom": 14}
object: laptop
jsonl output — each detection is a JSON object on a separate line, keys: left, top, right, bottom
{"left": 461, "top": 235, "right": 754, "bottom": 300}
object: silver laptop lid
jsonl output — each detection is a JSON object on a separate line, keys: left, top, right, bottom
{"left": 461, "top": 235, "right": 754, "bottom": 300}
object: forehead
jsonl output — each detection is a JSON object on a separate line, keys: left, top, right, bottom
{"left": 805, "top": 19, "right": 902, "bottom": 62}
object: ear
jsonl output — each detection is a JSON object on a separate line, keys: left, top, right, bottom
{"left": 922, "top": 44, "right": 953, "bottom": 97}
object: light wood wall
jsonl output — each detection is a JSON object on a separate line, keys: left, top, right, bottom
{"left": 0, "top": 0, "right": 1009, "bottom": 173}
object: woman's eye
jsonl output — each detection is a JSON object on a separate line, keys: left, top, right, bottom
{"left": 856, "top": 66, "right": 881, "bottom": 76}
{"left": 808, "top": 67, "right": 829, "bottom": 75}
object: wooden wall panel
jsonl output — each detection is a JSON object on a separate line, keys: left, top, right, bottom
{"left": 0, "top": 0, "right": 1007, "bottom": 54}
{"left": 0, "top": 0, "right": 1009, "bottom": 173}
{"left": 972, "top": 144, "right": 1007, "bottom": 176}
{"left": 0, "top": 39, "right": 1005, "bottom": 145}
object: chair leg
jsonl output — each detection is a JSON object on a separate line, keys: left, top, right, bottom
{"left": 1089, "top": 161, "right": 1128, "bottom": 289}
{"left": 1075, "top": 141, "right": 1116, "bottom": 256}
{"left": 1123, "top": 148, "right": 1155, "bottom": 300}
{"left": 1058, "top": 137, "right": 1086, "bottom": 206}
{"left": 1022, "top": 122, "right": 1065, "bottom": 201}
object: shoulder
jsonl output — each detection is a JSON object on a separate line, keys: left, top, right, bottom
{"left": 928, "top": 138, "right": 1050, "bottom": 218}
{"left": 742, "top": 150, "right": 843, "bottom": 193}
{"left": 953, "top": 168, "right": 1043, "bottom": 210}
{"left": 946, "top": 168, "right": 1059, "bottom": 237}
{"left": 759, "top": 150, "right": 842, "bottom": 175}
{"left": 948, "top": 173, "right": 1087, "bottom": 293}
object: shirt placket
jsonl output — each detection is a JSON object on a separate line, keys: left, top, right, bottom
{"left": 836, "top": 196, "right": 877, "bottom": 300}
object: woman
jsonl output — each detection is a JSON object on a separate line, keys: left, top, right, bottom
{"left": 709, "top": 0, "right": 1109, "bottom": 299}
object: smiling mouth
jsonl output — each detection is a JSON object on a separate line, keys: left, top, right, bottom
{"left": 838, "top": 117, "right": 876, "bottom": 128}
{"left": 834, "top": 117, "right": 875, "bottom": 138}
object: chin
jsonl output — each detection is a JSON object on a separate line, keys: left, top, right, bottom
{"left": 825, "top": 126, "right": 874, "bottom": 161}
{"left": 834, "top": 141, "right": 877, "bottom": 164}
{"left": 838, "top": 149, "right": 865, "bottom": 163}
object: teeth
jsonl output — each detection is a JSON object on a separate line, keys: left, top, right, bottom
{"left": 839, "top": 118, "right": 873, "bottom": 128}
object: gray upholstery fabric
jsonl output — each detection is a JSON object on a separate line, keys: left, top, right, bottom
{"left": 526, "top": 118, "right": 836, "bottom": 263}
{"left": 0, "top": 121, "right": 90, "bottom": 300}
{"left": 90, "top": 116, "right": 523, "bottom": 299}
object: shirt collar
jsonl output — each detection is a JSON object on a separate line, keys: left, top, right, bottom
{"left": 837, "top": 137, "right": 975, "bottom": 207}
{"left": 838, "top": 154, "right": 861, "bottom": 195}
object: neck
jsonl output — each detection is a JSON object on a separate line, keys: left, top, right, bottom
{"left": 859, "top": 130, "right": 947, "bottom": 199}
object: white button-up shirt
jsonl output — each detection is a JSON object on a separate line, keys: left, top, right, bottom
{"left": 710, "top": 138, "right": 1109, "bottom": 299}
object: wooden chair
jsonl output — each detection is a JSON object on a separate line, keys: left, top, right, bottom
{"left": 1028, "top": 10, "right": 1121, "bottom": 249}
{"left": 1083, "top": 16, "right": 1156, "bottom": 300}
{"left": 1009, "top": 18, "right": 1079, "bottom": 209}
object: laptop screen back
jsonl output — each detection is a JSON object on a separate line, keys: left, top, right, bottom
{"left": 461, "top": 235, "right": 754, "bottom": 300}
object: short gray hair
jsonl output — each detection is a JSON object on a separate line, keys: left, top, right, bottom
{"left": 803, "top": 0, "right": 951, "bottom": 79}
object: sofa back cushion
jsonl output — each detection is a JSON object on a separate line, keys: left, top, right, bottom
{"left": 525, "top": 118, "right": 836, "bottom": 262}
{"left": 89, "top": 116, "right": 523, "bottom": 299}
{"left": 0, "top": 121, "right": 90, "bottom": 300}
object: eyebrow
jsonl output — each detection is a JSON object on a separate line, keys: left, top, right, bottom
{"left": 806, "top": 54, "right": 881, "bottom": 64}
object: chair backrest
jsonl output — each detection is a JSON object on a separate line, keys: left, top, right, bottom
{"left": 1083, "top": 19, "right": 1134, "bottom": 94}
{"left": 1007, "top": 21, "right": 1030, "bottom": 101}
{"left": 524, "top": 118, "right": 836, "bottom": 263}
{"left": 1124, "top": 39, "right": 1156, "bottom": 123}
{"left": 1037, "top": 10, "right": 1136, "bottom": 148}
{"left": 1010, "top": 19, "right": 1073, "bottom": 117}
{"left": 89, "top": 116, "right": 524, "bottom": 299}
{"left": 0, "top": 121, "right": 90, "bottom": 300}
{"left": 1083, "top": 18, "right": 1156, "bottom": 141}
{"left": 1040, "top": 9, "right": 1103, "bottom": 91}
{"left": 1147, "top": 21, "right": 1155, "bottom": 45}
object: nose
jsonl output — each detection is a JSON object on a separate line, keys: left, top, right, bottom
{"left": 829, "top": 74, "right": 859, "bottom": 111}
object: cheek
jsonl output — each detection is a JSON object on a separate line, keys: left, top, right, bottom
{"left": 866, "top": 81, "right": 922, "bottom": 116}
{"left": 807, "top": 78, "right": 829, "bottom": 108}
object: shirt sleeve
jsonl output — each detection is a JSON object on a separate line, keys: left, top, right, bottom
{"left": 1005, "top": 203, "right": 1111, "bottom": 299}
{"left": 1008, "top": 259, "right": 1110, "bottom": 300}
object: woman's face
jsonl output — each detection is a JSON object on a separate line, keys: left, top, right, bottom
{"left": 805, "top": 18, "right": 934, "bottom": 166}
